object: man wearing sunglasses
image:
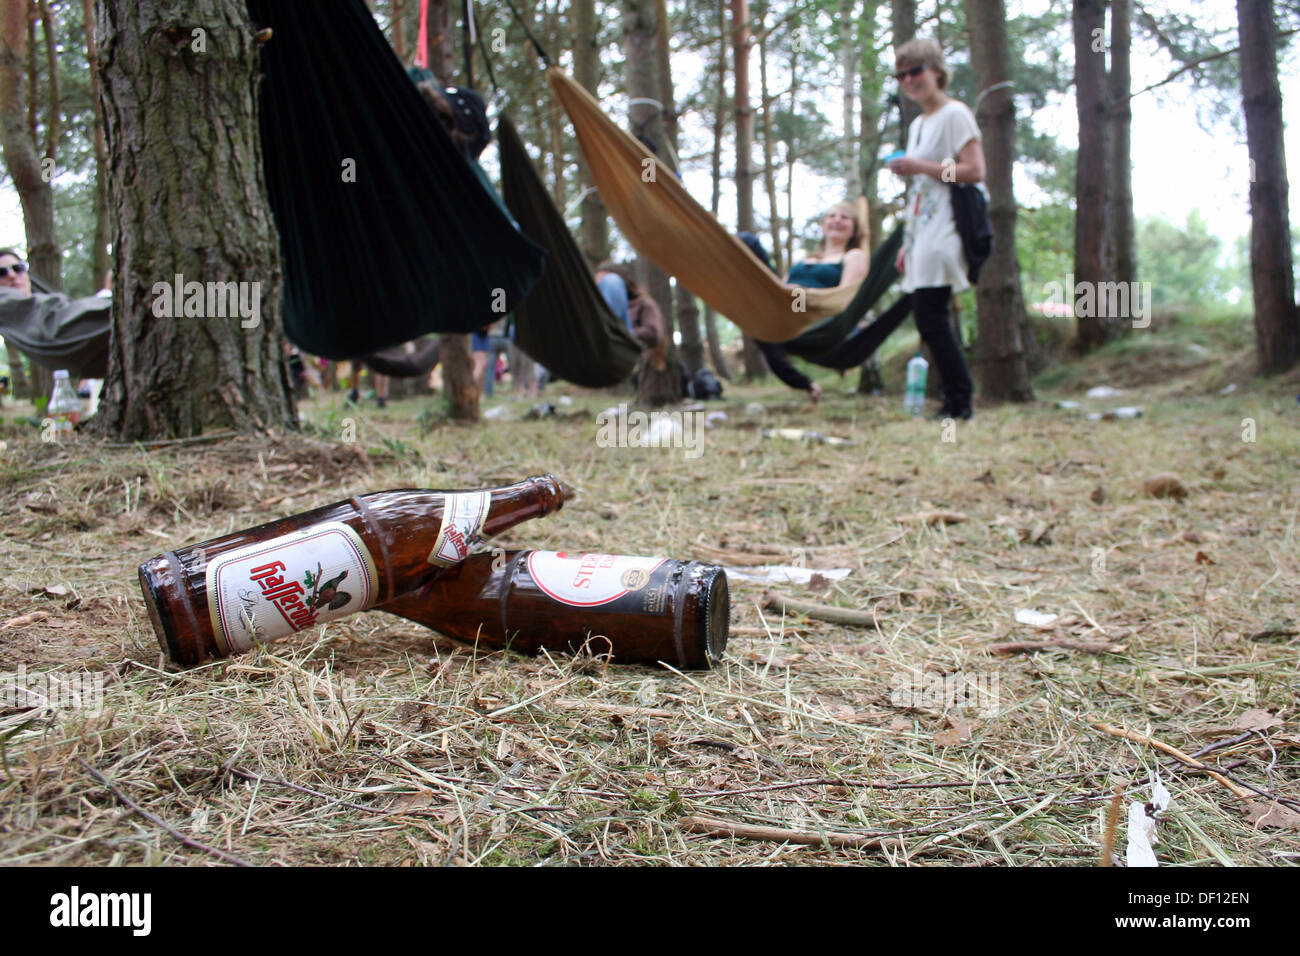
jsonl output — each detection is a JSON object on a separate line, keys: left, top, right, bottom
{"left": 0, "top": 249, "right": 32, "bottom": 298}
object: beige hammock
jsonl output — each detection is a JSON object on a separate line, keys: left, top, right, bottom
{"left": 548, "top": 68, "right": 867, "bottom": 344}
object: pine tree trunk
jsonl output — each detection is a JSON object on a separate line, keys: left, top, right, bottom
{"left": 1073, "top": 0, "right": 1111, "bottom": 350}
{"left": 966, "top": 0, "right": 1033, "bottom": 402}
{"left": 426, "top": 0, "right": 478, "bottom": 418}
{"left": 94, "top": 0, "right": 294, "bottom": 439}
{"left": 891, "top": 0, "right": 919, "bottom": 143}
{"left": 704, "top": 0, "right": 731, "bottom": 381}
{"left": 1107, "top": 0, "right": 1135, "bottom": 289}
{"left": 1238, "top": 0, "right": 1299, "bottom": 373}
{"left": 732, "top": 0, "right": 765, "bottom": 381}
{"left": 758, "top": 12, "right": 782, "bottom": 276}
{"left": 624, "top": 0, "right": 679, "bottom": 404}
{"left": 573, "top": 0, "right": 610, "bottom": 265}
{"left": 83, "top": 0, "right": 111, "bottom": 291}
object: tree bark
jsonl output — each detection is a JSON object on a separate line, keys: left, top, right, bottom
{"left": 654, "top": 0, "right": 702, "bottom": 376}
{"left": 1073, "top": 0, "right": 1112, "bottom": 350}
{"left": 573, "top": 0, "right": 610, "bottom": 265}
{"left": 95, "top": 0, "right": 295, "bottom": 440}
{"left": 624, "top": 0, "right": 679, "bottom": 404}
{"left": 1239, "top": 0, "right": 1300, "bottom": 373}
{"left": 891, "top": 0, "right": 919, "bottom": 144}
{"left": 732, "top": 0, "right": 765, "bottom": 381}
{"left": 83, "top": 0, "right": 111, "bottom": 292}
{"left": 0, "top": 0, "right": 61, "bottom": 290}
{"left": 426, "top": 0, "right": 477, "bottom": 419}
{"left": 839, "top": 0, "right": 860, "bottom": 199}
{"left": 1107, "top": 0, "right": 1135, "bottom": 289}
{"left": 758, "top": 10, "right": 783, "bottom": 277}
{"left": 704, "top": 0, "right": 731, "bottom": 381}
{"left": 855, "top": 0, "right": 884, "bottom": 395}
{"left": 965, "top": 0, "right": 1033, "bottom": 403}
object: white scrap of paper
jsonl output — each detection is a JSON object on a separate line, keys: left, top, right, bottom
{"left": 1125, "top": 774, "right": 1172, "bottom": 868}
{"left": 1015, "top": 608, "right": 1059, "bottom": 628}
{"left": 725, "top": 565, "right": 852, "bottom": 585}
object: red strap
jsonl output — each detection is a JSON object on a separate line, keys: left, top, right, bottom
{"left": 414, "top": 0, "right": 429, "bottom": 69}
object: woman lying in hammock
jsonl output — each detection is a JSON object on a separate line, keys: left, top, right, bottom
{"left": 744, "top": 205, "right": 916, "bottom": 405}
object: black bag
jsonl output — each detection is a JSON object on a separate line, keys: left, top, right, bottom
{"left": 950, "top": 182, "right": 994, "bottom": 284}
{"left": 689, "top": 367, "right": 724, "bottom": 400}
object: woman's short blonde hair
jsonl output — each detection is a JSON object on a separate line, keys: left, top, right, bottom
{"left": 895, "top": 37, "right": 950, "bottom": 90}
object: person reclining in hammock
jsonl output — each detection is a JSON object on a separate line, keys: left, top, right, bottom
{"left": 746, "top": 203, "right": 869, "bottom": 406}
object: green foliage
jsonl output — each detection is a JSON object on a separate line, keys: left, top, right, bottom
{"left": 1137, "top": 211, "right": 1233, "bottom": 307}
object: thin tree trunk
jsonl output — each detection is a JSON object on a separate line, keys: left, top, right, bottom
{"left": 0, "top": 0, "right": 61, "bottom": 289}
{"left": 389, "top": 0, "right": 407, "bottom": 62}
{"left": 856, "top": 0, "right": 885, "bottom": 394}
{"left": 704, "top": 0, "right": 731, "bottom": 380}
{"left": 624, "top": 0, "right": 679, "bottom": 404}
{"left": 95, "top": 0, "right": 295, "bottom": 439}
{"left": 966, "top": 0, "right": 1033, "bottom": 402}
{"left": 1073, "top": 0, "right": 1111, "bottom": 350}
{"left": 758, "top": 12, "right": 783, "bottom": 276}
{"left": 1107, "top": 0, "right": 1135, "bottom": 289}
{"left": 83, "top": 0, "right": 111, "bottom": 292}
{"left": 840, "top": 0, "right": 859, "bottom": 199}
{"left": 891, "top": 0, "right": 919, "bottom": 143}
{"left": 732, "top": 0, "right": 765, "bottom": 380}
{"left": 426, "top": 0, "right": 477, "bottom": 419}
{"left": 1239, "top": 0, "right": 1300, "bottom": 373}
{"left": 653, "top": 0, "right": 702, "bottom": 376}
{"left": 573, "top": 0, "right": 609, "bottom": 265}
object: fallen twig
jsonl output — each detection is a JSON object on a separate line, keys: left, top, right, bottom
{"left": 1091, "top": 722, "right": 1253, "bottom": 800}
{"left": 1, "top": 610, "right": 50, "bottom": 629}
{"left": 988, "top": 637, "right": 1116, "bottom": 655}
{"left": 761, "top": 591, "right": 877, "bottom": 628}
{"left": 79, "top": 759, "right": 252, "bottom": 867}
{"left": 680, "top": 814, "right": 891, "bottom": 850}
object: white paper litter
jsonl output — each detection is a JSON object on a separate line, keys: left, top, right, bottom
{"left": 1055, "top": 400, "right": 1081, "bottom": 409}
{"left": 1015, "top": 608, "right": 1059, "bottom": 628}
{"left": 1125, "top": 775, "right": 1172, "bottom": 868}
{"left": 705, "top": 411, "right": 728, "bottom": 427}
{"left": 1218, "top": 383, "right": 1237, "bottom": 395}
{"left": 1086, "top": 385, "right": 1124, "bottom": 399}
{"left": 745, "top": 402, "right": 767, "bottom": 416}
{"left": 725, "top": 565, "right": 852, "bottom": 585}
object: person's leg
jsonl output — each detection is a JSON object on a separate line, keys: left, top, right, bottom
{"left": 912, "top": 286, "right": 973, "bottom": 417}
{"left": 815, "top": 294, "right": 916, "bottom": 370}
{"left": 374, "top": 373, "right": 389, "bottom": 408}
{"left": 596, "top": 273, "right": 631, "bottom": 332}
{"left": 348, "top": 361, "right": 362, "bottom": 403}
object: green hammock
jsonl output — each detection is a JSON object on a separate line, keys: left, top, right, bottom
{"left": 497, "top": 114, "right": 641, "bottom": 388}
{"left": 247, "top": 0, "right": 546, "bottom": 360}
{"left": 780, "top": 225, "right": 904, "bottom": 362}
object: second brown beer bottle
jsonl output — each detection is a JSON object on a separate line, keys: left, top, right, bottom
{"left": 376, "top": 550, "right": 730, "bottom": 669}
{"left": 139, "top": 476, "right": 565, "bottom": 666}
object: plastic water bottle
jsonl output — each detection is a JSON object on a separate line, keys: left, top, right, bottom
{"left": 904, "top": 353, "right": 928, "bottom": 416}
{"left": 47, "top": 369, "right": 83, "bottom": 441}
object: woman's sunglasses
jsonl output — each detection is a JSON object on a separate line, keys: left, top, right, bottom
{"left": 895, "top": 64, "right": 927, "bottom": 82}
{"left": 0, "top": 261, "right": 28, "bottom": 279}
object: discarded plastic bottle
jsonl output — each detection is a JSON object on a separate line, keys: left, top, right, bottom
{"left": 377, "top": 550, "right": 730, "bottom": 669}
{"left": 904, "top": 353, "right": 928, "bottom": 417}
{"left": 47, "top": 369, "right": 83, "bottom": 441}
{"left": 139, "top": 476, "right": 565, "bottom": 666}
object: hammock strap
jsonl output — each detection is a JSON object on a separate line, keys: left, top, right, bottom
{"left": 415, "top": 0, "right": 429, "bottom": 69}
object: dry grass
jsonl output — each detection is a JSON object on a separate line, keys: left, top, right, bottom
{"left": 1, "top": 356, "right": 1297, "bottom": 867}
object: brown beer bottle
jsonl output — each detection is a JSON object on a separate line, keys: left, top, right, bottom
{"left": 375, "top": 550, "right": 730, "bottom": 669}
{"left": 139, "top": 476, "right": 565, "bottom": 666}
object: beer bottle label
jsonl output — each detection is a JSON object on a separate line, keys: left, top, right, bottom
{"left": 527, "top": 551, "right": 669, "bottom": 608}
{"left": 206, "top": 522, "right": 379, "bottom": 654}
{"left": 427, "top": 491, "right": 491, "bottom": 567}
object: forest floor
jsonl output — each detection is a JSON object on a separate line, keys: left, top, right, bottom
{"left": 1, "top": 328, "right": 1298, "bottom": 867}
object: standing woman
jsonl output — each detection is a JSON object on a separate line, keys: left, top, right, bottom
{"left": 887, "top": 38, "right": 985, "bottom": 420}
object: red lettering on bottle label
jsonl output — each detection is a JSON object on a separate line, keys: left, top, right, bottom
{"left": 427, "top": 492, "right": 490, "bottom": 567}
{"left": 206, "top": 522, "right": 378, "bottom": 653}
{"left": 527, "top": 552, "right": 667, "bottom": 607}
